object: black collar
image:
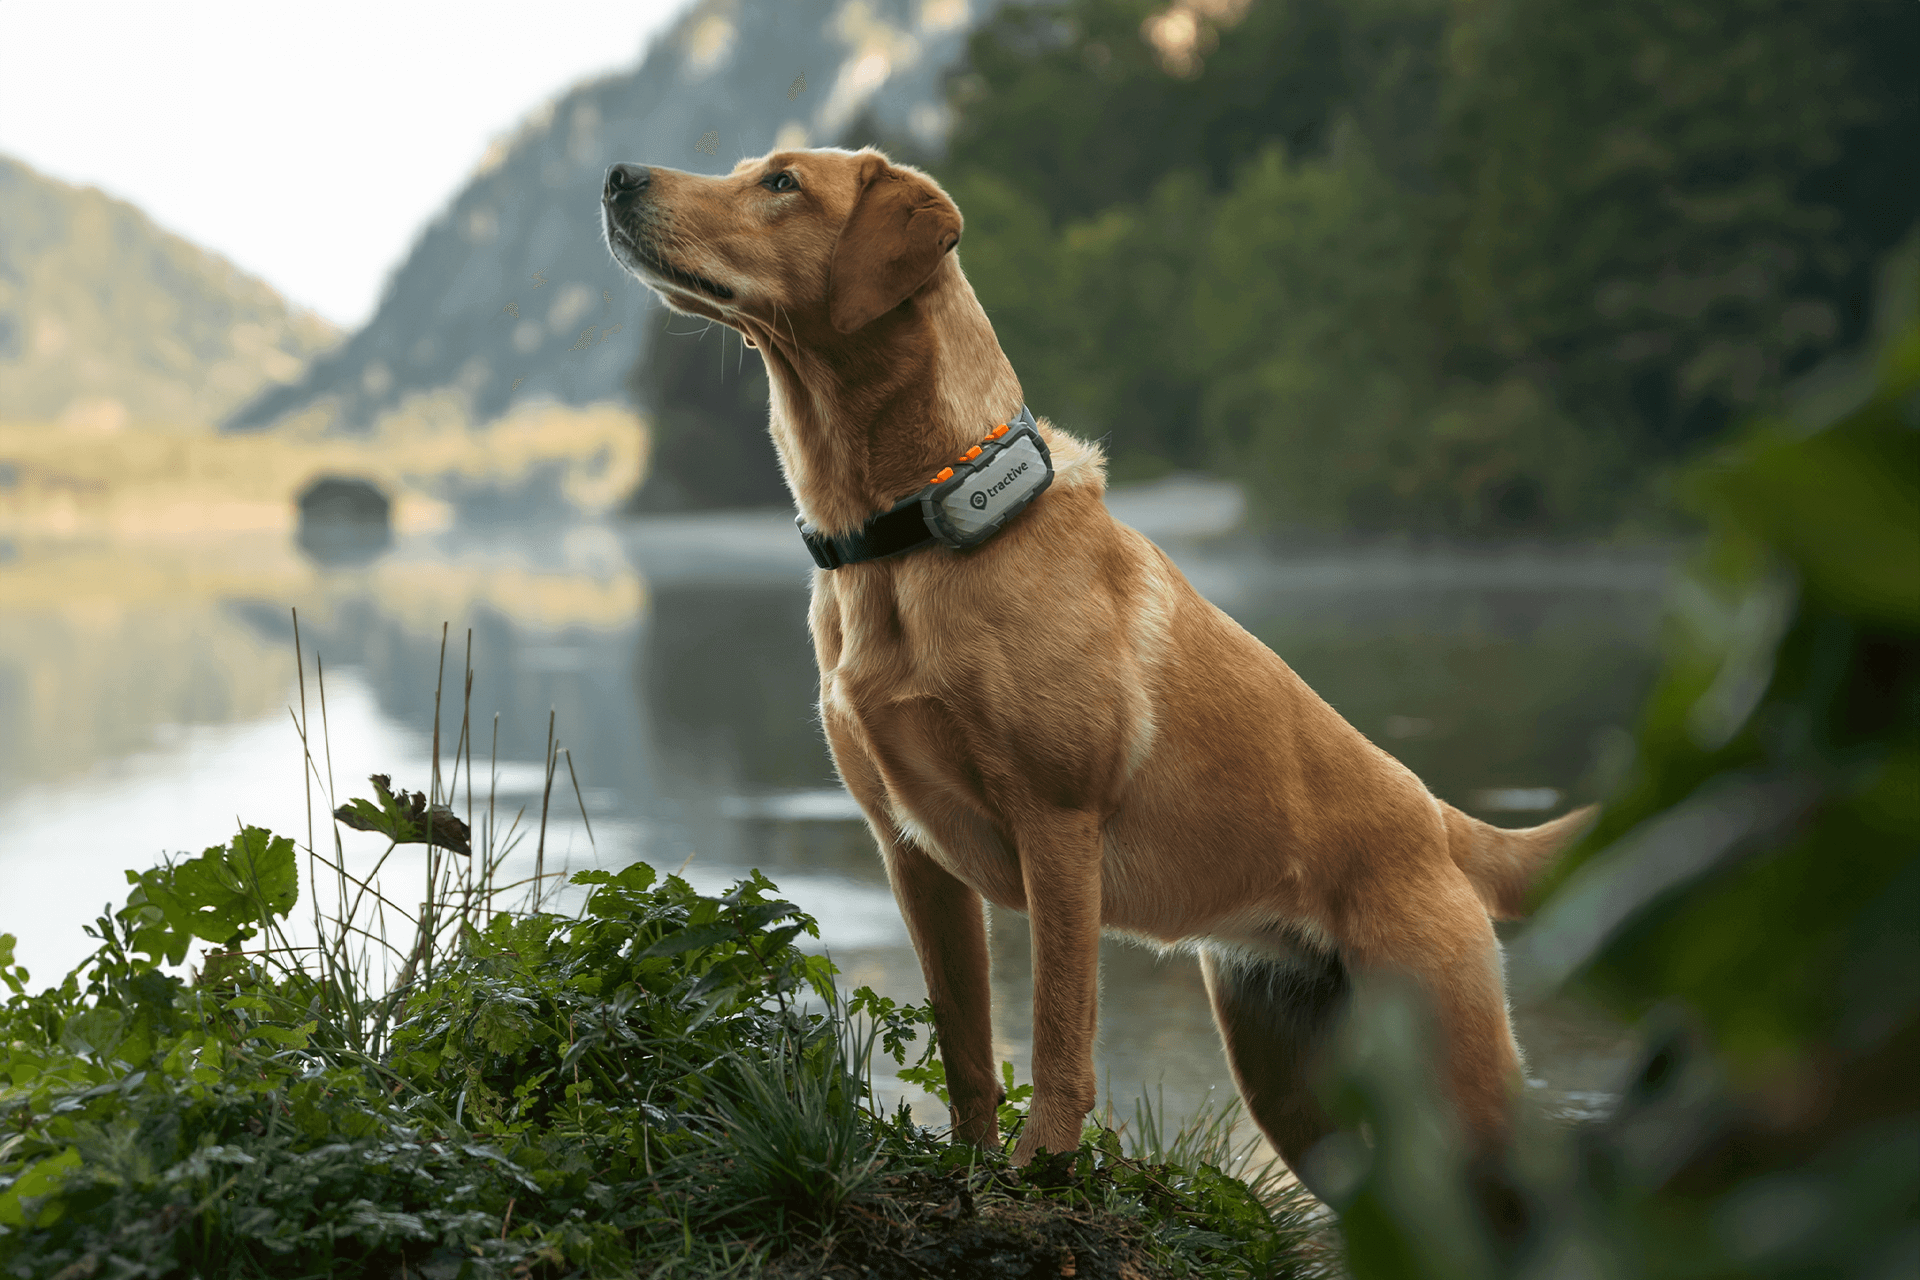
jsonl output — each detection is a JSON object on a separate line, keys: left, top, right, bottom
{"left": 796, "top": 493, "right": 938, "bottom": 571}
{"left": 797, "top": 406, "right": 1044, "bottom": 571}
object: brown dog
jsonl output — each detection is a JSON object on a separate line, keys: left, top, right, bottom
{"left": 602, "top": 146, "right": 1594, "bottom": 1188}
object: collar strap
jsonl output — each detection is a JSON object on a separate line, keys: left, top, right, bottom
{"left": 798, "top": 406, "right": 1051, "bottom": 571}
{"left": 796, "top": 493, "right": 937, "bottom": 570}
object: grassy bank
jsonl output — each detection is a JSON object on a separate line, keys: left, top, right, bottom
{"left": 0, "top": 646, "right": 1327, "bottom": 1278}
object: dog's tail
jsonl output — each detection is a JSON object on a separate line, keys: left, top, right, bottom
{"left": 1443, "top": 802, "right": 1599, "bottom": 920}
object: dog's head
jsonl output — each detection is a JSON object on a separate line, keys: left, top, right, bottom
{"left": 601, "top": 146, "right": 963, "bottom": 341}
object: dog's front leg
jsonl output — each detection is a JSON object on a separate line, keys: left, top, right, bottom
{"left": 882, "top": 838, "right": 1001, "bottom": 1146}
{"left": 825, "top": 715, "right": 1001, "bottom": 1146}
{"left": 1011, "top": 809, "right": 1104, "bottom": 1164}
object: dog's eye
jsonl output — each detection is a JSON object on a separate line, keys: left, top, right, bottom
{"left": 764, "top": 171, "right": 799, "bottom": 193}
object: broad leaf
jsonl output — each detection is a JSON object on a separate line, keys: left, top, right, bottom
{"left": 333, "top": 775, "right": 472, "bottom": 854}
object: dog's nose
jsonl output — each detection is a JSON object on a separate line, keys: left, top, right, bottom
{"left": 605, "top": 164, "right": 650, "bottom": 202}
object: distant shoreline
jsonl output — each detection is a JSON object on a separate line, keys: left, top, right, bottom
{"left": 0, "top": 401, "right": 648, "bottom": 537}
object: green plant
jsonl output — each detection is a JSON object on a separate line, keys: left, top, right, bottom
{"left": 0, "top": 626, "right": 1327, "bottom": 1277}
{"left": 1119, "top": 1085, "right": 1309, "bottom": 1212}
{"left": 703, "top": 997, "right": 885, "bottom": 1226}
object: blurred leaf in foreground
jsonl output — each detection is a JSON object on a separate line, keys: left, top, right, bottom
{"left": 1322, "top": 238, "right": 1919, "bottom": 1278}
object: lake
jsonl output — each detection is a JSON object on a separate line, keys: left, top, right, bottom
{"left": 0, "top": 478, "right": 1669, "bottom": 1137}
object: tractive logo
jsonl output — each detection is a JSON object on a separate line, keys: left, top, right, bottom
{"left": 982, "top": 460, "right": 1031, "bottom": 504}
{"left": 970, "top": 491, "right": 988, "bottom": 509}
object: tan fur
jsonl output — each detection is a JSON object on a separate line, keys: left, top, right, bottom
{"left": 602, "top": 147, "right": 1597, "bottom": 1185}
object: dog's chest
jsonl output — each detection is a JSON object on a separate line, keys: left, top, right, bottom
{"left": 813, "top": 575, "right": 1032, "bottom": 902}
{"left": 818, "top": 581, "right": 990, "bottom": 798}
{"left": 828, "top": 669, "right": 1029, "bottom": 907}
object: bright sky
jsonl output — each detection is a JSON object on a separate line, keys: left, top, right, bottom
{"left": 0, "top": 0, "right": 693, "bottom": 329}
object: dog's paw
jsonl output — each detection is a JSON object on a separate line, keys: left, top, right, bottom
{"left": 1011, "top": 1103, "right": 1086, "bottom": 1165}
{"left": 950, "top": 1099, "right": 1001, "bottom": 1149}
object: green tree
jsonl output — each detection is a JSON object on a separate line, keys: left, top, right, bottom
{"left": 934, "top": 0, "right": 1918, "bottom": 532}
{"left": 1434, "top": 0, "right": 1920, "bottom": 462}
{"left": 944, "top": 0, "right": 1447, "bottom": 226}
{"left": 1187, "top": 128, "right": 1615, "bottom": 533}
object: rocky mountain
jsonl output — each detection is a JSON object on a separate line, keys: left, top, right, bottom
{"left": 223, "top": 0, "right": 1006, "bottom": 439}
{"left": 0, "top": 155, "right": 341, "bottom": 428}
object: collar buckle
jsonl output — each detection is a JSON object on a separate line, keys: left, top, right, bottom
{"left": 796, "top": 516, "right": 844, "bottom": 570}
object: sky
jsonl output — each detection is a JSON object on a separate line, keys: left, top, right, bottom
{"left": 0, "top": 0, "right": 693, "bottom": 330}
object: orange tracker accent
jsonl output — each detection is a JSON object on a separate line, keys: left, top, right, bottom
{"left": 989, "top": 424, "right": 1009, "bottom": 439}
{"left": 963, "top": 445, "right": 983, "bottom": 460}
{"left": 933, "top": 467, "right": 954, "bottom": 483}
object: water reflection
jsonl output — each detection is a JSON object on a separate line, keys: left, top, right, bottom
{"left": 0, "top": 503, "right": 1665, "bottom": 1131}
{"left": 643, "top": 582, "right": 839, "bottom": 847}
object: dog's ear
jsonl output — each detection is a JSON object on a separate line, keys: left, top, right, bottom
{"left": 828, "top": 155, "right": 963, "bottom": 335}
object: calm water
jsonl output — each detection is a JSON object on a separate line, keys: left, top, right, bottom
{"left": 0, "top": 485, "right": 1668, "bottom": 1131}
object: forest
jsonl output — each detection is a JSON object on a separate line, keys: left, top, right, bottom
{"left": 635, "top": 0, "right": 1917, "bottom": 537}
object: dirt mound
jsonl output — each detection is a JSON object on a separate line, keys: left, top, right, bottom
{"left": 771, "top": 1158, "right": 1162, "bottom": 1279}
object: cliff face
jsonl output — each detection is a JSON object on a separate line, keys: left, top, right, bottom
{"left": 0, "top": 156, "right": 341, "bottom": 428}
{"left": 223, "top": 0, "right": 1000, "bottom": 438}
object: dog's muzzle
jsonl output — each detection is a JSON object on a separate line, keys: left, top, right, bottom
{"left": 602, "top": 165, "right": 736, "bottom": 301}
